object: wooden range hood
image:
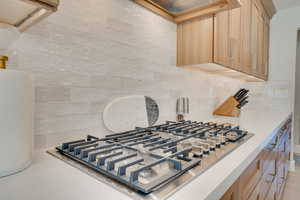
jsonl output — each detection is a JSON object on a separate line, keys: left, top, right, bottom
{"left": 133, "top": 0, "right": 241, "bottom": 23}
{"left": 0, "top": 0, "right": 59, "bottom": 32}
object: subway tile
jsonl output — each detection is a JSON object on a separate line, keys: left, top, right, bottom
{"left": 36, "top": 103, "right": 91, "bottom": 119}
{"left": 36, "top": 87, "right": 71, "bottom": 103}
{"left": 33, "top": 71, "right": 91, "bottom": 87}
{"left": 35, "top": 114, "right": 101, "bottom": 135}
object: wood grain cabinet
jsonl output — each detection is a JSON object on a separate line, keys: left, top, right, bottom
{"left": 0, "top": 0, "right": 59, "bottom": 32}
{"left": 214, "top": 0, "right": 270, "bottom": 80}
{"left": 250, "top": 0, "right": 270, "bottom": 80}
{"left": 214, "top": 10, "right": 230, "bottom": 67}
{"left": 214, "top": 6, "right": 242, "bottom": 70}
{"left": 220, "top": 117, "right": 292, "bottom": 200}
{"left": 177, "top": 15, "right": 214, "bottom": 66}
{"left": 228, "top": 6, "right": 242, "bottom": 70}
{"left": 220, "top": 180, "right": 239, "bottom": 200}
{"left": 177, "top": 0, "right": 273, "bottom": 81}
{"left": 240, "top": 0, "right": 252, "bottom": 74}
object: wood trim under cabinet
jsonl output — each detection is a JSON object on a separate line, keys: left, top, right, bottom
{"left": 133, "top": 0, "right": 241, "bottom": 23}
{"left": 7, "top": 0, "right": 59, "bottom": 32}
{"left": 173, "top": 2, "right": 230, "bottom": 23}
{"left": 21, "top": 0, "right": 58, "bottom": 11}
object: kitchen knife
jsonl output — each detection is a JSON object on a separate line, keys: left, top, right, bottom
{"left": 234, "top": 89, "right": 245, "bottom": 99}
{"left": 238, "top": 96, "right": 249, "bottom": 104}
{"left": 237, "top": 94, "right": 249, "bottom": 108}
{"left": 237, "top": 100, "right": 249, "bottom": 109}
{"left": 236, "top": 89, "right": 249, "bottom": 101}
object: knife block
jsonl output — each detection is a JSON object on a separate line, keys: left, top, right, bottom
{"left": 213, "top": 96, "right": 240, "bottom": 117}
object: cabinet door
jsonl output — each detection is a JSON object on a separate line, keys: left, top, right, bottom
{"left": 214, "top": 10, "right": 230, "bottom": 66}
{"left": 250, "top": 1, "right": 259, "bottom": 75}
{"left": 228, "top": 7, "right": 242, "bottom": 69}
{"left": 239, "top": 156, "right": 263, "bottom": 199}
{"left": 256, "top": 12, "right": 265, "bottom": 77}
{"left": 221, "top": 180, "right": 239, "bottom": 200}
{"left": 262, "top": 17, "right": 270, "bottom": 79}
{"left": 276, "top": 161, "right": 287, "bottom": 200}
{"left": 265, "top": 181, "right": 276, "bottom": 200}
{"left": 240, "top": 0, "right": 252, "bottom": 73}
{"left": 177, "top": 15, "right": 213, "bottom": 66}
{"left": 247, "top": 181, "right": 262, "bottom": 200}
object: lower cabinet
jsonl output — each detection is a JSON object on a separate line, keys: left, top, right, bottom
{"left": 220, "top": 117, "right": 292, "bottom": 200}
{"left": 220, "top": 180, "right": 239, "bottom": 200}
{"left": 239, "top": 156, "right": 263, "bottom": 199}
{"left": 265, "top": 179, "right": 276, "bottom": 200}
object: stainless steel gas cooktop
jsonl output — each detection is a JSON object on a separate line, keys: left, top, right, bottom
{"left": 48, "top": 120, "right": 253, "bottom": 200}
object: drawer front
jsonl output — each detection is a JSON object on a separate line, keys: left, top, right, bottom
{"left": 220, "top": 180, "right": 239, "bottom": 200}
{"left": 276, "top": 161, "right": 288, "bottom": 199}
{"left": 265, "top": 180, "right": 276, "bottom": 200}
{"left": 260, "top": 164, "right": 276, "bottom": 200}
{"left": 261, "top": 147, "right": 276, "bottom": 177}
{"left": 240, "top": 156, "right": 263, "bottom": 199}
{"left": 247, "top": 180, "right": 262, "bottom": 200}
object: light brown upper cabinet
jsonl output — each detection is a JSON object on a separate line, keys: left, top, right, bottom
{"left": 0, "top": 0, "right": 59, "bottom": 32}
{"left": 214, "top": 10, "right": 230, "bottom": 67}
{"left": 177, "top": 15, "right": 214, "bottom": 66}
{"left": 252, "top": 0, "right": 270, "bottom": 80}
{"left": 133, "top": 0, "right": 241, "bottom": 23}
{"left": 240, "top": 0, "right": 252, "bottom": 74}
{"left": 228, "top": 6, "right": 242, "bottom": 70}
{"left": 177, "top": 0, "right": 275, "bottom": 81}
{"left": 213, "top": 7, "right": 242, "bottom": 69}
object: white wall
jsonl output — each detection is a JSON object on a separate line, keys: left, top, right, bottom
{"left": 4, "top": 0, "right": 292, "bottom": 150}
{"left": 268, "top": 6, "right": 300, "bottom": 153}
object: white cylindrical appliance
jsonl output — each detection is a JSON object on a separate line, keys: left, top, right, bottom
{"left": 0, "top": 70, "right": 34, "bottom": 177}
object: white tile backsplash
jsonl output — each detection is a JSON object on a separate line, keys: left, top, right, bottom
{"left": 6, "top": 0, "right": 292, "bottom": 149}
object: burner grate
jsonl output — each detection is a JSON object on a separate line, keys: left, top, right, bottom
{"left": 56, "top": 120, "right": 248, "bottom": 194}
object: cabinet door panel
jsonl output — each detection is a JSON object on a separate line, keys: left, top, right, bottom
{"left": 262, "top": 18, "right": 270, "bottom": 79}
{"left": 240, "top": 0, "right": 252, "bottom": 73}
{"left": 239, "top": 156, "right": 263, "bottom": 199}
{"left": 177, "top": 16, "right": 213, "bottom": 66}
{"left": 247, "top": 181, "right": 262, "bottom": 200}
{"left": 256, "top": 12, "right": 264, "bottom": 77}
{"left": 276, "top": 161, "right": 286, "bottom": 199}
{"left": 229, "top": 7, "right": 241, "bottom": 69}
{"left": 221, "top": 180, "right": 239, "bottom": 200}
{"left": 214, "top": 10, "right": 230, "bottom": 66}
{"left": 250, "top": 2, "right": 259, "bottom": 74}
{"left": 265, "top": 181, "right": 276, "bottom": 200}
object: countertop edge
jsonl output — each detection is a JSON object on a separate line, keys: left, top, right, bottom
{"left": 203, "top": 113, "right": 292, "bottom": 200}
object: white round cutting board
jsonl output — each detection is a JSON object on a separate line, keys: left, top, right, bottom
{"left": 103, "top": 95, "right": 149, "bottom": 133}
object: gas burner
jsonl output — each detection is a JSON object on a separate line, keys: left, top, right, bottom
{"left": 52, "top": 120, "right": 252, "bottom": 198}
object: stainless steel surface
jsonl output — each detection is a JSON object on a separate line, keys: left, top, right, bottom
{"left": 176, "top": 97, "right": 189, "bottom": 115}
{"left": 47, "top": 121, "right": 253, "bottom": 200}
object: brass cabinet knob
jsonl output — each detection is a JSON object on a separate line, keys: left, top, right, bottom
{"left": 0, "top": 56, "right": 8, "bottom": 69}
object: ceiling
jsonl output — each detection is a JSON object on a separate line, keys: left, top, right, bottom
{"left": 273, "top": 0, "right": 300, "bottom": 10}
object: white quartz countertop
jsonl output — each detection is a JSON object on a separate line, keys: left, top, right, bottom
{"left": 0, "top": 110, "right": 291, "bottom": 200}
